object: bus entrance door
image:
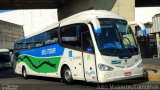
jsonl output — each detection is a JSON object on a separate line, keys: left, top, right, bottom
{"left": 81, "top": 31, "right": 98, "bottom": 82}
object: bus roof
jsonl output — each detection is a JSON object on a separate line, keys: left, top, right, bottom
{"left": 21, "top": 10, "right": 125, "bottom": 40}
{"left": 60, "top": 10, "right": 125, "bottom": 26}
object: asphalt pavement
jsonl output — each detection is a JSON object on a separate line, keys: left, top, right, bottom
{"left": 0, "top": 69, "right": 160, "bottom": 90}
{"left": 0, "top": 57, "right": 159, "bottom": 90}
{"left": 142, "top": 58, "right": 160, "bottom": 64}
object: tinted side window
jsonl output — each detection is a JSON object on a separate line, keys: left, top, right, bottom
{"left": 60, "top": 25, "right": 80, "bottom": 48}
{"left": 82, "top": 32, "right": 94, "bottom": 52}
{"left": 15, "top": 43, "right": 22, "bottom": 50}
{"left": 30, "top": 37, "right": 36, "bottom": 48}
{"left": 33, "top": 33, "right": 45, "bottom": 47}
{"left": 25, "top": 38, "right": 31, "bottom": 49}
{"left": 60, "top": 24, "right": 89, "bottom": 49}
{"left": 45, "top": 28, "right": 58, "bottom": 45}
{"left": 14, "top": 39, "right": 25, "bottom": 51}
{"left": 21, "top": 39, "right": 27, "bottom": 49}
{"left": 33, "top": 33, "right": 45, "bottom": 42}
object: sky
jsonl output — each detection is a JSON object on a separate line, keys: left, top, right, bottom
{"left": 135, "top": 7, "right": 160, "bottom": 23}
{"left": 0, "top": 9, "right": 58, "bottom": 36}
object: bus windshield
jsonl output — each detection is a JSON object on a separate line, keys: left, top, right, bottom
{"left": 0, "top": 52, "right": 11, "bottom": 62}
{"left": 94, "top": 18, "right": 139, "bottom": 56}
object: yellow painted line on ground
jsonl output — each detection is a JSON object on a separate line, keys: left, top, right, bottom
{"left": 148, "top": 76, "right": 160, "bottom": 81}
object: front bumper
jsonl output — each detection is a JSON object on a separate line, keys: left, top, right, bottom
{"left": 97, "top": 67, "right": 144, "bottom": 83}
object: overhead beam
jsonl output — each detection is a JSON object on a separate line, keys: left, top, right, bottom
{"left": 0, "top": 0, "right": 160, "bottom": 9}
{"left": 136, "top": 0, "right": 160, "bottom": 7}
{"left": 0, "top": 0, "right": 68, "bottom": 9}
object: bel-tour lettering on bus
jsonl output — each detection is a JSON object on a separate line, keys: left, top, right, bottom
{"left": 41, "top": 48, "right": 56, "bottom": 55}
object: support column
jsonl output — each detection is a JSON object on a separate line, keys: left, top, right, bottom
{"left": 58, "top": 0, "right": 134, "bottom": 21}
{"left": 156, "top": 33, "right": 160, "bottom": 57}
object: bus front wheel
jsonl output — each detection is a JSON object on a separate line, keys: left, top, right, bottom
{"left": 22, "top": 66, "right": 28, "bottom": 79}
{"left": 61, "top": 66, "right": 73, "bottom": 84}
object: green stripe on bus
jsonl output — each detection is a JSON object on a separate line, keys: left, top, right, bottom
{"left": 17, "top": 55, "right": 61, "bottom": 73}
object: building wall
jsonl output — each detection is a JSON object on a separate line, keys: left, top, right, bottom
{"left": 111, "top": 0, "right": 135, "bottom": 22}
{"left": 0, "top": 20, "right": 24, "bottom": 49}
{"left": 58, "top": 0, "right": 135, "bottom": 22}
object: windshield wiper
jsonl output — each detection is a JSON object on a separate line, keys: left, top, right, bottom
{"left": 113, "top": 25, "right": 137, "bottom": 55}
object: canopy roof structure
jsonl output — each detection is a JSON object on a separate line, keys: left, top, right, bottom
{"left": 0, "top": 0, "right": 159, "bottom": 9}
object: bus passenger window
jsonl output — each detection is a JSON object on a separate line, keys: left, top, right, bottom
{"left": 60, "top": 24, "right": 90, "bottom": 50}
{"left": 30, "top": 42, "right": 36, "bottom": 48}
{"left": 36, "top": 42, "right": 43, "bottom": 47}
{"left": 45, "top": 28, "right": 58, "bottom": 45}
{"left": 27, "top": 43, "right": 31, "bottom": 49}
{"left": 32, "top": 33, "right": 45, "bottom": 47}
{"left": 60, "top": 25, "right": 81, "bottom": 48}
{"left": 16, "top": 42, "right": 23, "bottom": 50}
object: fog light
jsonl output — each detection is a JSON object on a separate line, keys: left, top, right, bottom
{"left": 104, "top": 74, "right": 109, "bottom": 78}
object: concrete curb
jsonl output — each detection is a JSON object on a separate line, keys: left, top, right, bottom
{"left": 144, "top": 64, "right": 160, "bottom": 81}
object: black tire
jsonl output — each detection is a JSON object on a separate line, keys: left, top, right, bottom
{"left": 22, "top": 67, "right": 28, "bottom": 79}
{"left": 61, "top": 66, "right": 73, "bottom": 84}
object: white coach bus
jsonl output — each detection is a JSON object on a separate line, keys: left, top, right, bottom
{"left": 14, "top": 10, "right": 144, "bottom": 83}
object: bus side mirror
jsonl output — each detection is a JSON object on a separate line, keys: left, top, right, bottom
{"left": 129, "top": 21, "right": 147, "bottom": 36}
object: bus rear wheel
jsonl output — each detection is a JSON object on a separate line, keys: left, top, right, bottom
{"left": 61, "top": 66, "right": 73, "bottom": 84}
{"left": 22, "top": 67, "right": 28, "bottom": 79}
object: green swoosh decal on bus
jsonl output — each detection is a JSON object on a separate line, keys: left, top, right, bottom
{"left": 17, "top": 55, "right": 61, "bottom": 73}
{"left": 18, "top": 56, "right": 57, "bottom": 69}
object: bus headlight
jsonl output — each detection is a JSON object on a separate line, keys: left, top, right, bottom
{"left": 137, "top": 62, "right": 143, "bottom": 68}
{"left": 98, "top": 64, "right": 114, "bottom": 71}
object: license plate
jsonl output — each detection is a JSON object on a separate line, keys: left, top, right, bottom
{"left": 124, "top": 72, "right": 131, "bottom": 76}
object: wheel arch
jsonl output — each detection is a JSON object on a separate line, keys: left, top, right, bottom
{"left": 60, "top": 64, "right": 70, "bottom": 78}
